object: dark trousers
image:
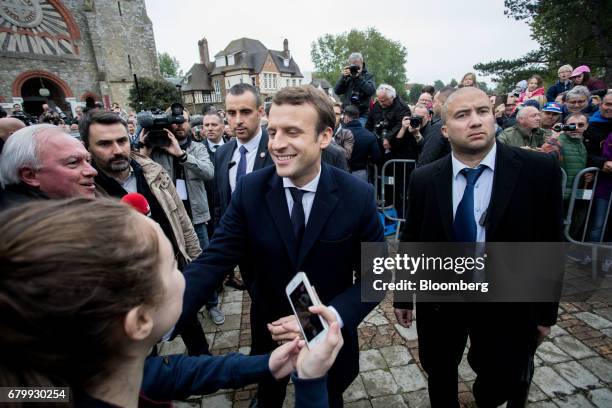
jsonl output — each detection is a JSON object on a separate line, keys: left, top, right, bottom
{"left": 417, "top": 303, "right": 537, "bottom": 408}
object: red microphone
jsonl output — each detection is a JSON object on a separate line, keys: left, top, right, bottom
{"left": 121, "top": 192, "right": 151, "bottom": 216}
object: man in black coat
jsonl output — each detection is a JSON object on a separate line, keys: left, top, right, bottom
{"left": 201, "top": 110, "right": 229, "bottom": 236}
{"left": 334, "top": 52, "right": 376, "bottom": 123}
{"left": 366, "top": 84, "right": 411, "bottom": 147}
{"left": 394, "top": 87, "right": 564, "bottom": 408}
{"left": 343, "top": 105, "right": 381, "bottom": 182}
{"left": 417, "top": 86, "right": 456, "bottom": 167}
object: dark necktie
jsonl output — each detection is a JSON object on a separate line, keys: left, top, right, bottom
{"left": 213, "top": 144, "right": 219, "bottom": 151}
{"left": 289, "top": 187, "right": 306, "bottom": 245}
{"left": 453, "top": 166, "right": 487, "bottom": 242}
{"left": 236, "top": 145, "right": 248, "bottom": 181}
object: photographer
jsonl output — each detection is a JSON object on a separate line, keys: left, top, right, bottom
{"left": 10, "top": 103, "right": 35, "bottom": 126}
{"left": 391, "top": 103, "right": 431, "bottom": 160}
{"left": 333, "top": 52, "right": 376, "bottom": 124}
{"left": 139, "top": 104, "right": 215, "bottom": 253}
{"left": 365, "top": 84, "right": 411, "bottom": 155}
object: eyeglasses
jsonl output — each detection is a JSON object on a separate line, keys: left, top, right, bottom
{"left": 567, "top": 99, "right": 587, "bottom": 105}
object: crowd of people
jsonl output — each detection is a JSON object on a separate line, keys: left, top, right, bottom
{"left": 0, "top": 51, "right": 610, "bottom": 408}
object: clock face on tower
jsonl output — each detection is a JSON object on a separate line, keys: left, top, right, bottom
{"left": 0, "top": 0, "right": 79, "bottom": 56}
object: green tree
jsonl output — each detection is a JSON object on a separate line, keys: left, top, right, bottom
{"left": 407, "top": 83, "right": 424, "bottom": 104}
{"left": 433, "top": 80, "right": 445, "bottom": 91}
{"left": 158, "top": 52, "right": 183, "bottom": 78}
{"left": 311, "top": 28, "right": 408, "bottom": 99}
{"left": 475, "top": 0, "right": 612, "bottom": 92}
{"left": 128, "top": 77, "right": 181, "bottom": 111}
{"left": 448, "top": 78, "right": 458, "bottom": 87}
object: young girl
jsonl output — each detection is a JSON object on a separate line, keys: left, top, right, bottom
{"left": 0, "top": 199, "right": 342, "bottom": 407}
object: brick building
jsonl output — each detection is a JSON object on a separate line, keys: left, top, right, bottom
{"left": 0, "top": 0, "right": 160, "bottom": 117}
{"left": 181, "top": 37, "right": 303, "bottom": 113}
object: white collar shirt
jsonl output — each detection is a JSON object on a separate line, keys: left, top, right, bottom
{"left": 229, "top": 127, "right": 262, "bottom": 193}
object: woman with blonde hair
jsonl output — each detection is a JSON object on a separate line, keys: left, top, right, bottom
{"left": 459, "top": 72, "right": 477, "bottom": 88}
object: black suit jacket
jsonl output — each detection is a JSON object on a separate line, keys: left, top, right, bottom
{"left": 397, "top": 142, "right": 564, "bottom": 326}
{"left": 213, "top": 128, "right": 274, "bottom": 224}
{"left": 179, "top": 163, "right": 384, "bottom": 391}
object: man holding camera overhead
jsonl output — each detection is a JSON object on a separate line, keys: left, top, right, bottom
{"left": 334, "top": 52, "right": 376, "bottom": 125}
{"left": 142, "top": 103, "right": 215, "bottom": 252}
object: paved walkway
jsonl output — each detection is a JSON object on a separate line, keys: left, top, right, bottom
{"left": 163, "top": 274, "right": 612, "bottom": 408}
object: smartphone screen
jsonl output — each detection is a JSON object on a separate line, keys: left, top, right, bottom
{"left": 289, "top": 281, "right": 325, "bottom": 342}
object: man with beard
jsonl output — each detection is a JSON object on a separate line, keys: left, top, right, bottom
{"left": 80, "top": 110, "right": 209, "bottom": 356}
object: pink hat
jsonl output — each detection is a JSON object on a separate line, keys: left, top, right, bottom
{"left": 570, "top": 65, "right": 590, "bottom": 78}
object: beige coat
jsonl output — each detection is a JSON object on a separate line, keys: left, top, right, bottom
{"left": 132, "top": 153, "right": 201, "bottom": 262}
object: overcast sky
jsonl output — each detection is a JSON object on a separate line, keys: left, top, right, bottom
{"left": 144, "top": 0, "right": 538, "bottom": 85}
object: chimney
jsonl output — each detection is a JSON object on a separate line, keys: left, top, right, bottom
{"left": 198, "top": 37, "right": 210, "bottom": 64}
{"left": 283, "top": 38, "right": 289, "bottom": 59}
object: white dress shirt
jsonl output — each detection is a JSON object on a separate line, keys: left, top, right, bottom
{"left": 207, "top": 138, "right": 225, "bottom": 152}
{"left": 229, "top": 128, "right": 262, "bottom": 193}
{"left": 451, "top": 143, "right": 496, "bottom": 243}
{"left": 282, "top": 167, "right": 321, "bottom": 225}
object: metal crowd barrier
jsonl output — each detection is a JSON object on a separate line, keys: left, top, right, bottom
{"left": 373, "top": 160, "right": 417, "bottom": 240}
{"left": 564, "top": 167, "right": 612, "bottom": 279}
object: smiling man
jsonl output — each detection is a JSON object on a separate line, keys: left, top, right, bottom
{"left": 0, "top": 125, "right": 97, "bottom": 210}
{"left": 394, "top": 87, "right": 563, "bottom": 407}
{"left": 176, "top": 85, "right": 384, "bottom": 408}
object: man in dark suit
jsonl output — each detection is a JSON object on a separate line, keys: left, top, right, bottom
{"left": 201, "top": 109, "right": 229, "bottom": 237}
{"left": 177, "top": 85, "right": 384, "bottom": 408}
{"left": 393, "top": 87, "right": 563, "bottom": 408}
{"left": 213, "top": 84, "right": 274, "bottom": 290}
{"left": 214, "top": 83, "right": 274, "bottom": 225}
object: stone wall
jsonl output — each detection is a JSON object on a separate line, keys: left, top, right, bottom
{"left": 0, "top": 0, "right": 159, "bottom": 112}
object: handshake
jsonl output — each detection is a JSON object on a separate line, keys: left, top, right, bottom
{"left": 266, "top": 305, "right": 344, "bottom": 380}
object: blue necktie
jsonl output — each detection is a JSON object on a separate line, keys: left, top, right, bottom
{"left": 453, "top": 166, "right": 487, "bottom": 242}
{"left": 236, "top": 145, "right": 248, "bottom": 181}
{"left": 289, "top": 187, "right": 306, "bottom": 245}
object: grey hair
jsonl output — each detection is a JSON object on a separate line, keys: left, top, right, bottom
{"left": 377, "top": 84, "right": 396, "bottom": 99}
{"left": 558, "top": 64, "right": 573, "bottom": 74}
{"left": 348, "top": 52, "right": 363, "bottom": 63}
{"left": 0, "top": 124, "right": 59, "bottom": 188}
{"left": 516, "top": 106, "right": 539, "bottom": 121}
{"left": 566, "top": 86, "right": 590, "bottom": 101}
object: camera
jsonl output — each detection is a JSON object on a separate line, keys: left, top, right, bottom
{"left": 11, "top": 111, "right": 35, "bottom": 126}
{"left": 374, "top": 120, "right": 389, "bottom": 138}
{"left": 409, "top": 116, "right": 423, "bottom": 129}
{"left": 553, "top": 123, "right": 577, "bottom": 132}
{"left": 349, "top": 65, "right": 360, "bottom": 76}
{"left": 137, "top": 103, "right": 185, "bottom": 148}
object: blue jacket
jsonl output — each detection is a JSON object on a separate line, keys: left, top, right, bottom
{"left": 176, "top": 163, "right": 385, "bottom": 396}
{"left": 546, "top": 80, "right": 572, "bottom": 102}
{"left": 142, "top": 353, "right": 272, "bottom": 400}
{"left": 344, "top": 120, "right": 381, "bottom": 171}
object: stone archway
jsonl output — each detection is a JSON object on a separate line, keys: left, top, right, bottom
{"left": 13, "top": 70, "right": 73, "bottom": 117}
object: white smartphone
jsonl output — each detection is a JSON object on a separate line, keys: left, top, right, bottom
{"left": 285, "top": 272, "right": 329, "bottom": 348}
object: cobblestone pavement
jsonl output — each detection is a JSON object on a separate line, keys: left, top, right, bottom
{"left": 162, "top": 275, "right": 612, "bottom": 408}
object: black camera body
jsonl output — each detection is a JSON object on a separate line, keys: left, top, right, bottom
{"left": 349, "top": 65, "right": 360, "bottom": 76}
{"left": 409, "top": 116, "right": 423, "bottom": 129}
{"left": 374, "top": 120, "right": 389, "bottom": 138}
{"left": 11, "top": 112, "right": 35, "bottom": 126}
{"left": 137, "top": 103, "right": 185, "bottom": 148}
{"left": 553, "top": 123, "right": 577, "bottom": 132}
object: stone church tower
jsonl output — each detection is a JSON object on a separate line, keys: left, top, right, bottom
{"left": 0, "top": 0, "right": 160, "bottom": 116}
